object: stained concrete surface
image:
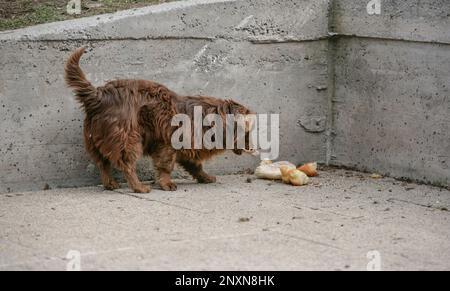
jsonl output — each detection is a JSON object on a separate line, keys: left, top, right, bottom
{"left": 1, "top": 168, "right": 449, "bottom": 271}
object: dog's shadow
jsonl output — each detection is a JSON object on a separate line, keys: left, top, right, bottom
{"left": 105, "top": 179, "right": 222, "bottom": 194}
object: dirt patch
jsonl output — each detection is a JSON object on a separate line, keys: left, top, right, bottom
{"left": 238, "top": 217, "right": 251, "bottom": 223}
{"left": 0, "top": 0, "right": 176, "bottom": 31}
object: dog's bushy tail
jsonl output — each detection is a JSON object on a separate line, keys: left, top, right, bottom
{"left": 64, "top": 47, "right": 98, "bottom": 109}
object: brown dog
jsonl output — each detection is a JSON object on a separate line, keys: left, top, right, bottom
{"left": 65, "top": 47, "right": 254, "bottom": 193}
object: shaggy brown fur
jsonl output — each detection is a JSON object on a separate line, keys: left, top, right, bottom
{"left": 65, "top": 47, "right": 253, "bottom": 193}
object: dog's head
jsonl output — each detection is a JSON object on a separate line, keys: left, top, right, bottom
{"left": 225, "top": 100, "right": 258, "bottom": 156}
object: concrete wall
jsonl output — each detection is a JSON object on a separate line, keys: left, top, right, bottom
{"left": 1, "top": 0, "right": 449, "bottom": 193}
{"left": 330, "top": 0, "right": 450, "bottom": 186}
{"left": 0, "top": 0, "right": 331, "bottom": 192}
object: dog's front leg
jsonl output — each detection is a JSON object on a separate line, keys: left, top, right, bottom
{"left": 178, "top": 159, "right": 216, "bottom": 184}
{"left": 152, "top": 147, "right": 177, "bottom": 191}
{"left": 123, "top": 167, "right": 151, "bottom": 193}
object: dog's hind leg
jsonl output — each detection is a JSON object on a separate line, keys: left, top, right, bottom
{"left": 98, "top": 159, "right": 120, "bottom": 190}
{"left": 151, "top": 146, "right": 177, "bottom": 191}
{"left": 112, "top": 140, "right": 150, "bottom": 194}
{"left": 178, "top": 158, "right": 217, "bottom": 184}
{"left": 84, "top": 129, "right": 120, "bottom": 191}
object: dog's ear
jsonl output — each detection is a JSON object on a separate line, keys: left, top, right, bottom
{"left": 226, "top": 99, "right": 255, "bottom": 135}
{"left": 228, "top": 99, "right": 250, "bottom": 112}
{"left": 225, "top": 100, "right": 256, "bottom": 153}
{"left": 235, "top": 114, "right": 255, "bottom": 133}
{"left": 244, "top": 114, "right": 255, "bottom": 132}
{"left": 226, "top": 99, "right": 240, "bottom": 114}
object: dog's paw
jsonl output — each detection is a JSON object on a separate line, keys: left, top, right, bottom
{"left": 133, "top": 184, "right": 151, "bottom": 193}
{"left": 198, "top": 175, "right": 217, "bottom": 184}
{"left": 104, "top": 180, "right": 120, "bottom": 191}
{"left": 160, "top": 182, "right": 177, "bottom": 191}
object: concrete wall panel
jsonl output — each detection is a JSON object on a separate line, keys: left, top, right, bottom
{"left": 333, "top": 0, "right": 450, "bottom": 44}
{"left": 332, "top": 37, "right": 450, "bottom": 186}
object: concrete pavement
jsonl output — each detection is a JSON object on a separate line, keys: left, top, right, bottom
{"left": 0, "top": 168, "right": 449, "bottom": 270}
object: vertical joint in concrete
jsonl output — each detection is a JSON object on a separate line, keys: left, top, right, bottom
{"left": 325, "top": 0, "right": 337, "bottom": 165}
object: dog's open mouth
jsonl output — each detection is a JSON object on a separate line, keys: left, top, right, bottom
{"left": 244, "top": 149, "right": 260, "bottom": 156}
{"left": 233, "top": 148, "right": 260, "bottom": 156}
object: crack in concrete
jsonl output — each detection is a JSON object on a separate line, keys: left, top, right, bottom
{"left": 166, "top": 232, "right": 259, "bottom": 243}
{"left": 337, "top": 33, "right": 450, "bottom": 46}
{"left": 271, "top": 230, "right": 343, "bottom": 251}
{"left": 3, "top": 35, "right": 330, "bottom": 45}
{"left": 294, "top": 205, "right": 364, "bottom": 220}
{"left": 8, "top": 36, "right": 216, "bottom": 43}
{"left": 387, "top": 198, "right": 449, "bottom": 212}
{"left": 114, "top": 190, "right": 209, "bottom": 214}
